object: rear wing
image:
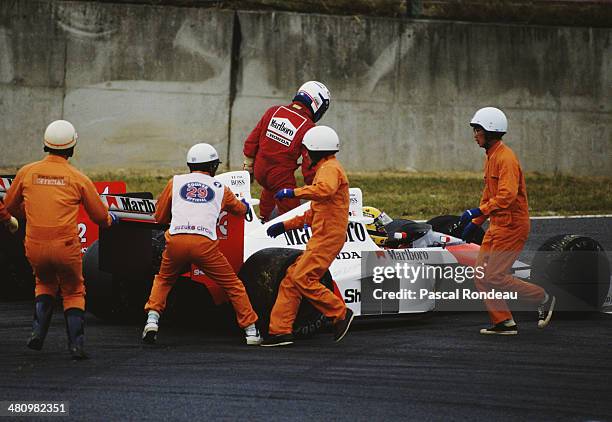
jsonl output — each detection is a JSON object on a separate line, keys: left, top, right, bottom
{"left": 101, "top": 194, "right": 159, "bottom": 224}
{"left": 98, "top": 177, "right": 247, "bottom": 288}
{"left": 1, "top": 176, "right": 129, "bottom": 254}
{"left": 349, "top": 188, "right": 371, "bottom": 223}
{"left": 214, "top": 171, "right": 260, "bottom": 207}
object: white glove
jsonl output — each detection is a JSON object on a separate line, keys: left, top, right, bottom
{"left": 243, "top": 155, "right": 254, "bottom": 174}
{"left": 5, "top": 216, "right": 18, "bottom": 234}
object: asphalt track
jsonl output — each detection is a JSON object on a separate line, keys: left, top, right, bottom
{"left": 1, "top": 217, "right": 611, "bottom": 421}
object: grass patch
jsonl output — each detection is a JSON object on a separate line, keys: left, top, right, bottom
{"left": 88, "top": 170, "right": 612, "bottom": 220}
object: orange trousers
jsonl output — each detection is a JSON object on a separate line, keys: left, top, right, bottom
{"left": 474, "top": 223, "right": 545, "bottom": 324}
{"left": 25, "top": 236, "right": 85, "bottom": 310}
{"left": 259, "top": 188, "right": 300, "bottom": 222}
{"left": 145, "top": 233, "right": 258, "bottom": 328}
{"left": 269, "top": 240, "right": 347, "bottom": 335}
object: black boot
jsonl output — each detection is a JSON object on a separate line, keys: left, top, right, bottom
{"left": 27, "top": 295, "right": 54, "bottom": 351}
{"left": 64, "top": 308, "right": 88, "bottom": 360}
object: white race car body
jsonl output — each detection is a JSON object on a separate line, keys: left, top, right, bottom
{"left": 4, "top": 171, "right": 609, "bottom": 316}
{"left": 216, "top": 171, "right": 532, "bottom": 317}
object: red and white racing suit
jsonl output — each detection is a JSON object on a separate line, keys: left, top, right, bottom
{"left": 243, "top": 101, "right": 316, "bottom": 221}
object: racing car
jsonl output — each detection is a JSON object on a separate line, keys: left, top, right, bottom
{"left": 1, "top": 171, "right": 610, "bottom": 337}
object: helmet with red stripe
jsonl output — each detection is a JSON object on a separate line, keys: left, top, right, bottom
{"left": 293, "top": 81, "right": 331, "bottom": 123}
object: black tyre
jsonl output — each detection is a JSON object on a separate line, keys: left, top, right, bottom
{"left": 84, "top": 240, "right": 149, "bottom": 321}
{"left": 147, "top": 231, "right": 222, "bottom": 326}
{"left": 83, "top": 240, "right": 114, "bottom": 319}
{"left": 531, "top": 235, "right": 610, "bottom": 311}
{"left": 0, "top": 225, "right": 34, "bottom": 300}
{"left": 426, "top": 214, "right": 485, "bottom": 245}
{"left": 83, "top": 230, "right": 165, "bottom": 321}
{"left": 239, "top": 248, "right": 334, "bottom": 338}
{"left": 84, "top": 231, "right": 222, "bottom": 323}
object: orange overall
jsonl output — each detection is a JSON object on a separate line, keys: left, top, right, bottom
{"left": 4, "top": 155, "right": 112, "bottom": 310}
{"left": 144, "top": 174, "right": 258, "bottom": 328}
{"left": 269, "top": 156, "right": 349, "bottom": 335}
{"left": 472, "top": 141, "right": 545, "bottom": 324}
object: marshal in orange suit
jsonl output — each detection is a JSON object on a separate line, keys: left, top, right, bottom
{"left": 461, "top": 107, "right": 555, "bottom": 335}
{"left": 261, "top": 126, "right": 354, "bottom": 347}
{"left": 4, "top": 120, "right": 116, "bottom": 359}
{"left": 142, "top": 143, "right": 261, "bottom": 346}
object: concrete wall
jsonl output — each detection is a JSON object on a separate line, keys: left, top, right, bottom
{"left": 1, "top": 1, "right": 610, "bottom": 175}
{"left": 1, "top": 1, "right": 233, "bottom": 170}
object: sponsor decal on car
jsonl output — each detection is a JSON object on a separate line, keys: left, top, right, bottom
{"left": 80, "top": 182, "right": 127, "bottom": 254}
{"left": 0, "top": 177, "right": 12, "bottom": 192}
{"left": 103, "top": 195, "right": 156, "bottom": 214}
{"left": 344, "top": 288, "right": 361, "bottom": 303}
{"left": 336, "top": 251, "right": 361, "bottom": 260}
{"left": 384, "top": 250, "right": 430, "bottom": 261}
{"left": 284, "top": 221, "right": 368, "bottom": 246}
{"left": 229, "top": 175, "right": 246, "bottom": 187}
{"left": 217, "top": 210, "right": 229, "bottom": 239}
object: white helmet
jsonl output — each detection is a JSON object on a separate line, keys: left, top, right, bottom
{"left": 186, "top": 143, "right": 220, "bottom": 164}
{"left": 470, "top": 107, "right": 507, "bottom": 133}
{"left": 303, "top": 126, "right": 340, "bottom": 152}
{"left": 44, "top": 120, "right": 78, "bottom": 150}
{"left": 293, "top": 81, "right": 331, "bottom": 123}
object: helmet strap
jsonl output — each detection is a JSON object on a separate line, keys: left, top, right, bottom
{"left": 307, "top": 150, "right": 335, "bottom": 169}
{"left": 483, "top": 133, "right": 501, "bottom": 150}
{"left": 188, "top": 160, "right": 220, "bottom": 176}
{"left": 44, "top": 146, "right": 73, "bottom": 158}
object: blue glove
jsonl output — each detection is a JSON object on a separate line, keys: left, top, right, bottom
{"left": 459, "top": 208, "right": 482, "bottom": 224}
{"left": 461, "top": 222, "right": 478, "bottom": 240}
{"left": 241, "top": 198, "right": 250, "bottom": 214}
{"left": 274, "top": 189, "right": 295, "bottom": 200}
{"left": 266, "top": 222, "right": 286, "bottom": 238}
{"left": 109, "top": 212, "right": 120, "bottom": 226}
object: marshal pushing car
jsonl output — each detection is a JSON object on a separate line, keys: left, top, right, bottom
{"left": 1, "top": 171, "right": 610, "bottom": 336}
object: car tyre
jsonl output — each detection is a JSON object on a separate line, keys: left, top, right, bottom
{"left": 531, "top": 234, "right": 610, "bottom": 311}
{"left": 239, "top": 248, "right": 334, "bottom": 338}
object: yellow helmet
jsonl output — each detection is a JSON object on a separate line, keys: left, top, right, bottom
{"left": 363, "top": 206, "right": 393, "bottom": 246}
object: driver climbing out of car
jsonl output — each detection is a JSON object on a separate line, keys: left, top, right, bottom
{"left": 142, "top": 143, "right": 262, "bottom": 346}
{"left": 262, "top": 126, "right": 354, "bottom": 346}
{"left": 461, "top": 107, "right": 555, "bottom": 335}
{"left": 4, "top": 120, "right": 117, "bottom": 359}
{"left": 242, "top": 81, "right": 331, "bottom": 222}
